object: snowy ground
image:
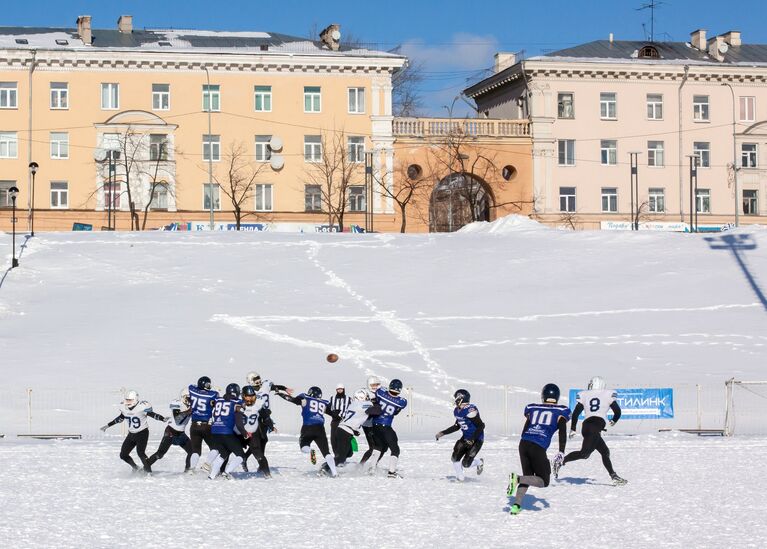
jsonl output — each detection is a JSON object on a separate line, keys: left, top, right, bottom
{"left": 1, "top": 433, "right": 765, "bottom": 548}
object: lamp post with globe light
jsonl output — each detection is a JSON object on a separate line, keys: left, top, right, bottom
{"left": 9, "top": 186, "right": 19, "bottom": 268}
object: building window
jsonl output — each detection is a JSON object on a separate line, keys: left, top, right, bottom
{"left": 559, "top": 186, "right": 576, "bottom": 212}
{"left": 255, "top": 135, "right": 272, "bottom": 162}
{"left": 203, "top": 183, "right": 220, "bottom": 210}
{"left": 305, "top": 184, "right": 322, "bottom": 211}
{"left": 348, "top": 87, "right": 365, "bottom": 114}
{"left": 254, "top": 86, "right": 272, "bottom": 112}
{"left": 203, "top": 84, "right": 220, "bottom": 112}
{"left": 50, "top": 132, "right": 69, "bottom": 159}
{"left": 50, "top": 181, "right": 68, "bottom": 209}
{"left": 101, "top": 83, "right": 119, "bottom": 110}
{"left": 304, "top": 86, "right": 321, "bottom": 113}
{"left": 600, "top": 140, "right": 617, "bottom": 165}
{"left": 348, "top": 186, "right": 365, "bottom": 212}
{"left": 649, "top": 188, "right": 665, "bottom": 213}
{"left": 0, "top": 132, "right": 18, "bottom": 158}
{"left": 648, "top": 141, "right": 664, "bottom": 167}
{"left": 1, "top": 181, "right": 19, "bottom": 207}
{"left": 693, "top": 95, "right": 709, "bottom": 121}
{"left": 741, "top": 143, "right": 757, "bottom": 168}
{"left": 104, "top": 182, "right": 121, "bottom": 210}
{"left": 50, "top": 82, "right": 68, "bottom": 110}
{"left": 203, "top": 134, "right": 220, "bottom": 162}
{"left": 304, "top": 135, "right": 322, "bottom": 162}
{"left": 743, "top": 189, "right": 758, "bottom": 215}
{"left": 739, "top": 96, "right": 755, "bottom": 122}
{"left": 150, "top": 134, "right": 169, "bottom": 161}
{"left": 600, "top": 92, "right": 616, "bottom": 119}
{"left": 639, "top": 45, "right": 660, "bottom": 59}
{"left": 647, "top": 94, "right": 663, "bottom": 120}
{"left": 558, "top": 139, "right": 575, "bottom": 166}
{"left": 693, "top": 142, "right": 710, "bottom": 168}
{"left": 151, "top": 183, "right": 169, "bottom": 210}
{"left": 255, "top": 183, "right": 273, "bottom": 211}
{"left": 696, "top": 189, "right": 710, "bottom": 213}
{"left": 0, "top": 82, "right": 18, "bottom": 109}
{"left": 601, "top": 187, "right": 618, "bottom": 212}
{"left": 558, "top": 92, "right": 574, "bottom": 119}
{"left": 348, "top": 136, "right": 365, "bottom": 163}
{"left": 152, "top": 84, "right": 170, "bottom": 111}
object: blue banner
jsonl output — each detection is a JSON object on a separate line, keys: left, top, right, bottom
{"left": 568, "top": 388, "right": 674, "bottom": 420}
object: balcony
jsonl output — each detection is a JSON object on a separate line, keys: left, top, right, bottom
{"left": 392, "top": 117, "right": 530, "bottom": 138}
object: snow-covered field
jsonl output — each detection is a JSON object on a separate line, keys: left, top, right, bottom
{"left": 2, "top": 217, "right": 767, "bottom": 547}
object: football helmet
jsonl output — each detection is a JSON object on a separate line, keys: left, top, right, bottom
{"left": 197, "top": 376, "right": 212, "bottom": 391}
{"left": 588, "top": 376, "right": 606, "bottom": 391}
{"left": 242, "top": 385, "right": 257, "bottom": 405}
{"left": 307, "top": 386, "right": 323, "bottom": 399}
{"left": 541, "top": 383, "right": 561, "bottom": 404}
{"left": 388, "top": 379, "right": 403, "bottom": 396}
{"left": 454, "top": 389, "right": 471, "bottom": 407}
{"left": 225, "top": 383, "right": 241, "bottom": 399}
{"left": 246, "top": 371, "right": 262, "bottom": 390}
{"left": 179, "top": 388, "right": 191, "bottom": 410}
{"left": 367, "top": 376, "right": 381, "bottom": 392}
{"left": 124, "top": 390, "right": 139, "bottom": 408}
{"left": 354, "top": 388, "right": 369, "bottom": 401}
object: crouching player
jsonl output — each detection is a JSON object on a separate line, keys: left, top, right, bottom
{"left": 507, "top": 383, "right": 570, "bottom": 515}
{"left": 435, "top": 389, "right": 485, "bottom": 481}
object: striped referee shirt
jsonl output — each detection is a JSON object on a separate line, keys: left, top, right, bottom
{"left": 328, "top": 392, "right": 352, "bottom": 418}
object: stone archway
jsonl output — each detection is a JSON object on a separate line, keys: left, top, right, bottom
{"left": 429, "top": 172, "right": 493, "bottom": 232}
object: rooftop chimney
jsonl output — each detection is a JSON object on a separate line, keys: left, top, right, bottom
{"left": 319, "top": 23, "right": 341, "bottom": 51}
{"left": 707, "top": 35, "right": 727, "bottom": 62}
{"left": 77, "top": 15, "right": 92, "bottom": 45}
{"left": 690, "top": 29, "right": 706, "bottom": 50}
{"left": 722, "top": 30, "right": 741, "bottom": 47}
{"left": 609, "top": 33, "right": 614, "bottom": 43}
{"left": 117, "top": 15, "right": 133, "bottom": 34}
{"left": 493, "top": 52, "right": 516, "bottom": 73}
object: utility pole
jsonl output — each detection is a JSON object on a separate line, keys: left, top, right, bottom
{"left": 204, "top": 66, "right": 215, "bottom": 231}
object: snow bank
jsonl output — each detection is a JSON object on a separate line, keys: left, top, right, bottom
{"left": 458, "top": 214, "right": 549, "bottom": 234}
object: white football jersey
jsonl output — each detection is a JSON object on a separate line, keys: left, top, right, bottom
{"left": 167, "top": 400, "right": 191, "bottom": 433}
{"left": 576, "top": 389, "right": 617, "bottom": 420}
{"left": 257, "top": 380, "right": 274, "bottom": 409}
{"left": 241, "top": 401, "right": 266, "bottom": 434}
{"left": 339, "top": 400, "right": 374, "bottom": 434}
{"left": 120, "top": 401, "right": 153, "bottom": 433}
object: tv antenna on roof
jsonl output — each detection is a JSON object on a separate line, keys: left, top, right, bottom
{"left": 637, "top": 0, "right": 665, "bottom": 42}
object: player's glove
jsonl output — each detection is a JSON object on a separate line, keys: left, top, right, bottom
{"left": 553, "top": 452, "right": 564, "bottom": 466}
{"left": 568, "top": 430, "right": 577, "bottom": 439}
{"left": 435, "top": 431, "right": 443, "bottom": 441}
{"left": 99, "top": 425, "right": 108, "bottom": 432}
{"left": 609, "top": 419, "right": 616, "bottom": 427}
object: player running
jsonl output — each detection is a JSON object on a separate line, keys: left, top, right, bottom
{"left": 435, "top": 389, "right": 485, "bottom": 481}
{"left": 559, "top": 376, "right": 627, "bottom": 485}
{"left": 100, "top": 390, "right": 167, "bottom": 473}
{"left": 187, "top": 376, "right": 219, "bottom": 472}
{"left": 240, "top": 385, "right": 273, "bottom": 478}
{"left": 146, "top": 393, "right": 194, "bottom": 471}
{"left": 207, "top": 383, "right": 246, "bottom": 480}
{"left": 507, "top": 383, "right": 571, "bottom": 515}
{"left": 365, "top": 379, "right": 408, "bottom": 478}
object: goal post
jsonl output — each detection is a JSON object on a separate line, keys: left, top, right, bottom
{"left": 724, "top": 379, "right": 767, "bottom": 436}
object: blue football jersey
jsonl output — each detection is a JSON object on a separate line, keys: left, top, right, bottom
{"left": 373, "top": 388, "right": 407, "bottom": 426}
{"left": 188, "top": 385, "right": 219, "bottom": 422}
{"left": 299, "top": 394, "right": 329, "bottom": 426}
{"left": 520, "top": 403, "right": 571, "bottom": 449}
{"left": 210, "top": 397, "right": 242, "bottom": 435}
{"left": 455, "top": 404, "right": 483, "bottom": 441}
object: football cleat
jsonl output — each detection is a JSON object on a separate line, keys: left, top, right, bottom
{"left": 507, "top": 472, "right": 518, "bottom": 497}
{"left": 221, "top": 472, "right": 233, "bottom": 480}
{"left": 509, "top": 504, "right": 521, "bottom": 515}
{"left": 387, "top": 471, "right": 402, "bottom": 479}
{"left": 611, "top": 473, "right": 628, "bottom": 486}
{"left": 476, "top": 458, "right": 484, "bottom": 476}
{"left": 310, "top": 449, "right": 317, "bottom": 465}
{"left": 200, "top": 462, "right": 212, "bottom": 473}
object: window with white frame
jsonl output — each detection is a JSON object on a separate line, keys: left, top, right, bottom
{"left": 50, "top": 132, "right": 69, "bottom": 159}
{"left": 0, "top": 132, "right": 18, "bottom": 158}
{"left": 559, "top": 186, "right": 576, "bottom": 212}
{"left": 739, "top": 96, "right": 755, "bottom": 122}
{"left": 304, "top": 135, "right": 322, "bottom": 162}
{"left": 348, "top": 136, "right": 364, "bottom": 163}
{"left": 647, "top": 94, "right": 663, "bottom": 120}
{"left": 50, "top": 181, "right": 68, "bottom": 209}
{"left": 203, "top": 183, "right": 220, "bottom": 210}
{"left": 305, "top": 184, "right": 322, "bottom": 211}
{"left": 348, "top": 87, "right": 365, "bottom": 114}
{"left": 255, "top": 135, "right": 272, "bottom": 162}
{"left": 601, "top": 187, "right": 618, "bottom": 212}
{"left": 696, "top": 189, "right": 711, "bottom": 213}
{"left": 348, "top": 186, "right": 365, "bottom": 212}
{"left": 304, "top": 86, "right": 321, "bottom": 112}
{"left": 203, "top": 134, "right": 220, "bottom": 161}
{"left": 741, "top": 143, "right": 758, "bottom": 168}
{"left": 150, "top": 134, "right": 169, "bottom": 161}
{"left": 558, "top": 139, "right": 575, "bottom": 165}
{"left": 1, "top": 180, "right": 17, "bottom": 207}
{"left": 151, "top": 183, "right": 169, "bottom": 210}
{"left": 152, "top": 84, "right": 170, "bottom": 111}
{"left": 693, "top": 95, "right": 709, "bottom": 121}
{"left": 743, "top": 189, "right": 758, "bottom": 215}
{"left": 648, "top": 140, "right": 664, "bottom": 167}
{"left": 255, "top": 183, "right": 273, "bottom": 211}
{"left": 254, "top": 86, "right": 272, "bottom": 112}
{"left": 558, "top": 92, "right": 574, "bottom": 119}
{"left": 0, "top": 82, "right": 17, "bottom": 108}
{"left": 101, "top": 83, "right": 119, "bottom": 109}
{"left": 50, "top": 82, "right": 68, "bottom": 109}
{"left": 600, "top": 140, "right": 617, "bottom": 165}
{"left": 649, "top": 187, "right": 665, "bottom": 213}
{"left": 693, "top": 142, "right": 710, "bottom": 167}
{"left": 202, "top": 84, "right": 220, "bottom": 112}
{"left": 600, "top": 92, "right": 616, "bottom": 119}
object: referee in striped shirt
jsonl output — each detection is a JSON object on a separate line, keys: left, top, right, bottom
{"left": 328, "top": 383, "right": 352, "bottom": 456}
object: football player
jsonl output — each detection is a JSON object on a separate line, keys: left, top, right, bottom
{"left": 332, "top": 388, "right": 381, "bottom": 467}
{"left": 435, "top": 389, "right": 485, "bottom": 481}
{"left": 100, "top": 390, "right": 167, "bottom": 473}
{"left": 244, "top": 371, "right": 290, "bottom": 473}
{"left": 365, "top": 378, "right": 408, "bottom": 478}
{"left": 187, "top": 375, "right": 219, "bottom": 471}
{"left": 146, "top": 392, "right": 194, "bottom": 471}
{"left": 359, "top": 375, "right": 382, "bottom": 466}
{"left": 560, "top": 376, "right": 627, "bottom": 485}
{"left": 240, "top": 385, "right": 273, "bottom": 478}
{"left": 207, "top": 383, "right": 246, "bottom": 480}
{"left": 507, "top": 383, "right": 571, "bottom": 515}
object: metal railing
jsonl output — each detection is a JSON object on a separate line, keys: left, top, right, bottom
{"left": 393, "top": 117, "right": 530, "bottom": 138}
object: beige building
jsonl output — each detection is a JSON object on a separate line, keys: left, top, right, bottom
{"left": 465, "top": 30, "right": 767, "bottom": 230}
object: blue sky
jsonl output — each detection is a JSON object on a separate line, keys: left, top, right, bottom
{"left": 4, "top": 0, "right": 767, "bottom": 115}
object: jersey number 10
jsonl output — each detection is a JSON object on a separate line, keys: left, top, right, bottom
{"left": 530, "top": 409, "right": 553, "bottom": 426}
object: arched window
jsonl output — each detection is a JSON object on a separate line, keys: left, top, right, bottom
{"left": 639, "top": 45, "right": 660, "bottom": 59}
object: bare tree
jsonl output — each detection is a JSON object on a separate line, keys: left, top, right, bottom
{"left": 558, "top": 210, "right": 579, "bottom": 230}
{"left": 140, "top": 137, "right": 177, "bottom": 230}
{"left": 374, "top": 162, "right": 431, "bottom": 233}
{"left": 390, "top": 53, "right": 424, "bottom": 117}
{"left": 216, "top": 141, "right": 270, "bottom": 230}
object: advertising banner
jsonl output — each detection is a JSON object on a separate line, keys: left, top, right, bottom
{"left": 568, "top": 388, "right": 674, "bottom": 420}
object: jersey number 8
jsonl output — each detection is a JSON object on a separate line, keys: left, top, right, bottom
{"left": 589, "top": 398, "right": 601, "bottom": 412}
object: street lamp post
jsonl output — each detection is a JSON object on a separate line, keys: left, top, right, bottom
{"left": 28, "top": 162, "right": 38, "bottom": 236}
{"left": 721, "top": 82, "right": 740, "bottom": 227}
{"left": 9, "top": 186, "right": 19, "bottom": 268}
{"left": 203, "top": 66, "right": 215, "bottom": 231}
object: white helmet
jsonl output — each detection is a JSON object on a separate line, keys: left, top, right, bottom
{"left": 354, "top": 388, "right": 369, "bottom": 401}
{"left": 588, "top": 376, "right": 606, "bottom": 390}
{"left": 179, "top": 388, "right": 191, "bottom": 410}
{"left": 367, "top": 375, "right": 381, "bottom": 392}
{"left": 124, "top": 390, "right": 139, "bottom": 408}
{"left": 246, "top": 371, "right": 262, "bottom": 389}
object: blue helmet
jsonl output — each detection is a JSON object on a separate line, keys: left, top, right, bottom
{"left": 197, "top": 376, "right": 211, "bottom": 390}
{"left": 541, "top": 383, "right": 560, "bottom": 404}
{"left": 454, "top": 389, "right": 470, "bottom": 406}
{"left": 226, "top": 383, "right": 241, "bottom": 399}
{"left": 242, "top": 385, "right": 256, "bottom": 397}
{"left": 307, "top": 386, "right": 322, "bottom": 399}
{"left": 389, "top": 379, "right": 403, "bottom": 395}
